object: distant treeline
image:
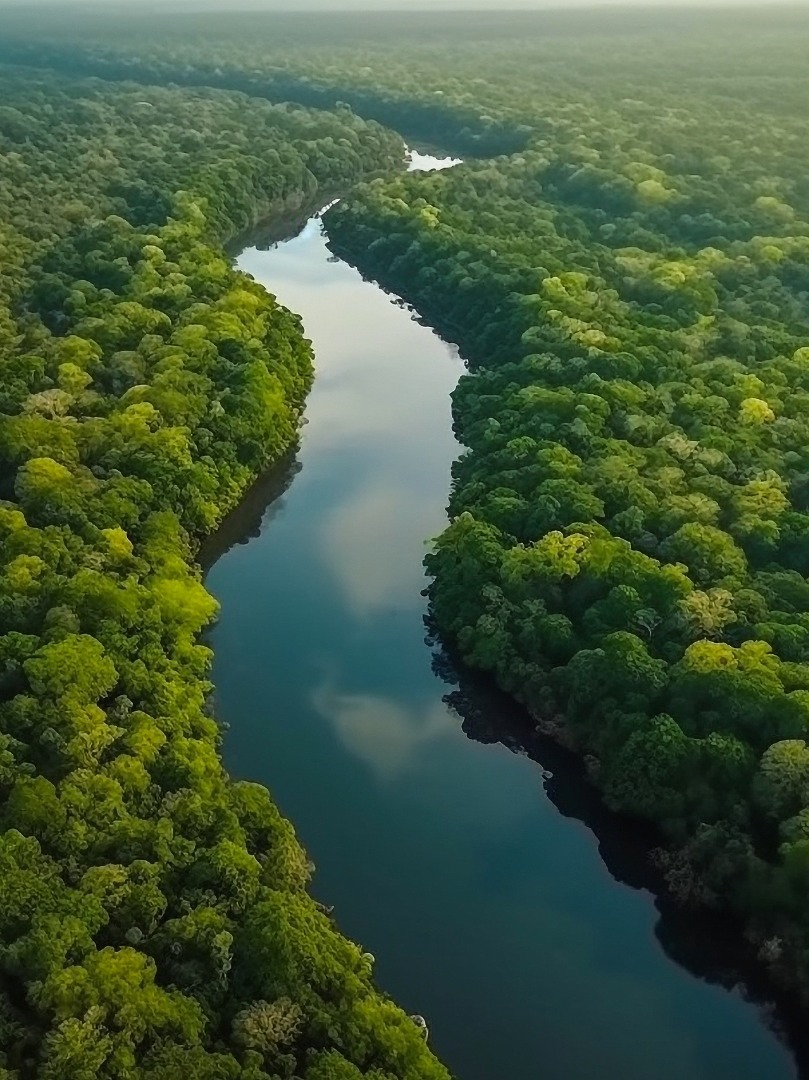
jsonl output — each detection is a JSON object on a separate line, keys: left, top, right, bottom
{"left": 0, "top": 39, "right": 525, "bottom": 158}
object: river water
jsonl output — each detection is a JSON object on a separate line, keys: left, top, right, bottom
{"left": 204, "top": 153, "right": 799, "bottom": 1080}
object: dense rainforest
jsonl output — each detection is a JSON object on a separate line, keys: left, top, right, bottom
{"left": 315, "top": 9, "right": 809, "bottom": 1003}
{"left": 0, "top": 62, "right": 450, "bottom": 1080}
{"left": 323, "top": 21, "right": 809, "bottom": 1001}
{"left": 2, "top": 1, "right": 809, "bottom": 1069}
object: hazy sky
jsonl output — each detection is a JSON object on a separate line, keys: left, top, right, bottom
{"left": 192, "top": 0, "right": 792, "bottom": 6}
{"left": 246, "top": 0, "right": 799, "bottom": 5}
{"left": 0, "top": 0, "right": 799, "bottom": 7}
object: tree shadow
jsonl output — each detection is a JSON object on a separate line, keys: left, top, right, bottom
{"left": 431, "top": 639, "right": 809, "bottom": 1078}
{"left": 198, "top": 448, "right": 303, "bottom": 576}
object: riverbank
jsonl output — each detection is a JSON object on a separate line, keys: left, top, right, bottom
{"left": 0, "top": 70, "right": 449, "bottom": 1075}
{"left": 324, "top": 147, "right": 809, "bottom": 1031}
{"left": 204, "top": 165, "right": 800, "bottom": 1080}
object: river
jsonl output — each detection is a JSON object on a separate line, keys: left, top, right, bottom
{"left": 203, "top": 152, "right": 800, "bottom": 1080}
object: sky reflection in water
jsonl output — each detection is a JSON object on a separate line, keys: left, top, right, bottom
{"left": 206, "top": 157, "right": 798, "bottom": 1080}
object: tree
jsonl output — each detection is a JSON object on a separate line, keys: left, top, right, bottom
{"left": 24, "top": 635, "right": 118, "bottom": 704}
{"left": 754, "top": 740, "right": 809, "bottom": 820}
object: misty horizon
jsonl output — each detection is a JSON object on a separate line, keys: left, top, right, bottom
{"left": 0, "top": 0, "right": 803, "bottom": 9}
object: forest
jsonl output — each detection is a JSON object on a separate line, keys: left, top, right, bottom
{"left": 0, "top": 3, "right": 808, "bottom": 1074}
{"left": 0, "top": 59, "right": 448, "bottom": 1080}
{"left": 321, "top": 11, "right": 809, "bottom": 1003}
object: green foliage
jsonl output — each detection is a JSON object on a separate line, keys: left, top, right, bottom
{"left": 4, "top": 0, "right": 809, "bottom": 1055}
{"left": 0, "top": 55, "right": 446, "bottom": 1080}
{"left": 276, "top": 7, "right": 809, "bottom": 1005}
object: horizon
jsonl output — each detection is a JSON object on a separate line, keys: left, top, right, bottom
{"left": 0, "top": 0, "right": 803, "bottom": 9}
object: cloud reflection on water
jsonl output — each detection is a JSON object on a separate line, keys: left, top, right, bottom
{"left": 319, "top": 474, "right": 442, "bottom": 617}
{"left": 312, "top": 680, "right": 456, "bottom": 779}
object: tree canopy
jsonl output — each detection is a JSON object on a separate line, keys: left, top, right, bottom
{"left": 0, "top": 57, "right": 446, "bottom": 1080}
{"left": 1, "top": 1, "right": 809, "bottom": 1064}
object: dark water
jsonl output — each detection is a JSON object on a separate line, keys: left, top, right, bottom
{"left": 204, "top": 154, "right": 799, "bottom": 1080}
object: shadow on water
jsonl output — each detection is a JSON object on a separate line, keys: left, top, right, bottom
{"left": 433, "top": 642, "right": 809, "bottom": 1079}
{"left": 204, "top": 152, "right": 806, "bottom": 1078}
{"left": 198, "top": 448, "right": 302, "bottom": 574}
{"left": 200, "top": 441, "right": 809, "bottom": 1076}
{"left": 225, "top": 193, "right": 339, "bottom": 258}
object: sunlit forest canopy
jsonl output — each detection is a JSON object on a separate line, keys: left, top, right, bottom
{"left": 0, "top": 3, "right": 808, "bottom": 1075}
{"left": 0, "top": 41, "right": 451, "bottom": 1080}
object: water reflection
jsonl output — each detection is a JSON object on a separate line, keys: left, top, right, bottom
{"left": 312, "top": 681, "right": 455, "bottom": 779}
{"left": 320, "top": 475, "right": 443, "bottom": 617}
{"left": 204, "top": 155, "right": 802, "bottom": 1080}
{"left": 198, "top": 449, "right": 301, "bottom": 571}
{"left": 439, "top": 646, "right": 809, "bottom": 1077}
{"left": 408, "top": 148, "right": 463, "bottom": 172}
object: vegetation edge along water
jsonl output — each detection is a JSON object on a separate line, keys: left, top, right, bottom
{"left": 318, "top": 31, "right": 809, "bottom": 1009}
{"left": 1, "top": 6, "right": 809, "bottom": 1071}
{"left": 0, "top": 65, "right": 451, "bottom": 1079}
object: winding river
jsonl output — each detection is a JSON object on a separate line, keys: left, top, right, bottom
{"left": 204, "top": 153, "right": 801, "bottom": 1080}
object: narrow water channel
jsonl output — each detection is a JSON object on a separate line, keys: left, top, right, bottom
{"left": 204, "top": 154, "right": 799, "bottom": 1080}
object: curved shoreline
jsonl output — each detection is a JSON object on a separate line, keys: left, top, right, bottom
{"left": 324, "top": 210, "right": 809, "bottom": 1045}
{"left": 206, "top": 166, "right": 802, "bottom": 1079}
